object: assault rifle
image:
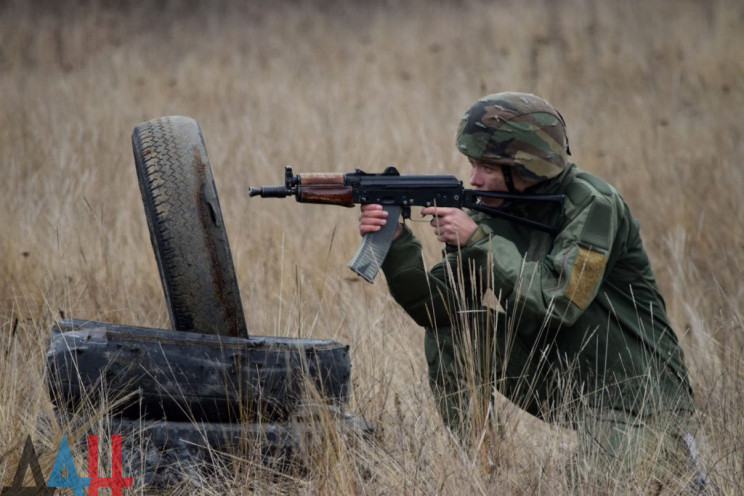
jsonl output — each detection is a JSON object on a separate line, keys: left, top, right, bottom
{"left": 250, "top": 166, "right": 565, "bottom": 283}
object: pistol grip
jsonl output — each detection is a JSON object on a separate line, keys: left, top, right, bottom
{"left": 348, "top": 205, "right": 401, "bottom": 283}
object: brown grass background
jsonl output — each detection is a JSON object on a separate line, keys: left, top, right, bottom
{"left": 1, "top": 0, "right": 743, "bottom": 493}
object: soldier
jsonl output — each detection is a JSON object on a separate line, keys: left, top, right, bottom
{"left": 359, "top": 92, "right": 709, "bottom": 491}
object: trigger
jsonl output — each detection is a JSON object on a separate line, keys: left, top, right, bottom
{"left": 402, "top": 205, "right": 411, "bottom": 220}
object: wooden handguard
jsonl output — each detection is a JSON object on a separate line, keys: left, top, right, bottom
{"left": 297, "top": 185, "right": 355, "bottom": 207}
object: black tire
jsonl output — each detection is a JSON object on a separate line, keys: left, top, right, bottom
{"left": 47, "top": 320, "right": 351, "bottom": 423}
{"left": 91, "top": 411, "right": 373, "bottom": 487}
{"left": 132, "top": 116, "right": 247, "bottom": 337}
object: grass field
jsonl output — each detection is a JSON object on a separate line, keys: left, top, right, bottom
{"left": 1, "top": 0, "right": 743, "bottom": 493}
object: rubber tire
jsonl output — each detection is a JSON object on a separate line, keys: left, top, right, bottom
{"left": 87, "top": 410, "right": 373, "bottom": 488}
{"left": 132, "top": 116, "right": 248, "bottom": 337}
{"left": 47, "top": 320, "right": 351, "bottom": 423}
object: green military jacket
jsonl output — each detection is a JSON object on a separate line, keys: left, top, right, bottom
{"left": 381, "top": 163, "right": 694, "bottom": 417}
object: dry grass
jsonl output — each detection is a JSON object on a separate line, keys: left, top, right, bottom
{"left": 1, "top": 0, "right": 743, "bottom": 493}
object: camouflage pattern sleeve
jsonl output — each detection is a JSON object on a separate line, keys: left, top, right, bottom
{"left": 380, "top": 225, "right": 457, "bottom": 328}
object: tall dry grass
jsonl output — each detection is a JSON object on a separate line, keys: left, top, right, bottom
{"left": 1, "top": 0, "right": 743, "bottom": 493}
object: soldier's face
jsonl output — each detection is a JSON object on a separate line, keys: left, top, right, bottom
{"left": 469, "top": 159, "right": 537, "bottom": 207}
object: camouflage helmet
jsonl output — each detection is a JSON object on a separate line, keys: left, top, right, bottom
{"left": 455, "top": 92, "right": 570, "bottom": 181}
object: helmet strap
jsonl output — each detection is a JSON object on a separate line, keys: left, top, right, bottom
{"left": 501, "top": 165, "right": 517, "bottom": 194}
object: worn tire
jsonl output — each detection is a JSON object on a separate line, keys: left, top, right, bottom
{"left": 79, "top": 409, "right": 373, "bottom": 488}
{"left": 132, "top": 116, "right": 247, "bottom": 337}
{"left": 47, "top": 320, "right": 351, "bottom": 423}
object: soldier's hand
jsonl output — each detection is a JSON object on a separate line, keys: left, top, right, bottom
{"left": 359, "top": 204, "right": 403, "bottom": 239}
{"left": 421, "top": 206, "right": 477, "bottom": 246}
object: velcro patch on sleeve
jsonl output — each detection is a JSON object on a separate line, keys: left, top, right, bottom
{"left": 580, "top": 199, "right": 612, "bottom": 251}
{"left": 565, "top": 246, "right": 608, "bottom": 309}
